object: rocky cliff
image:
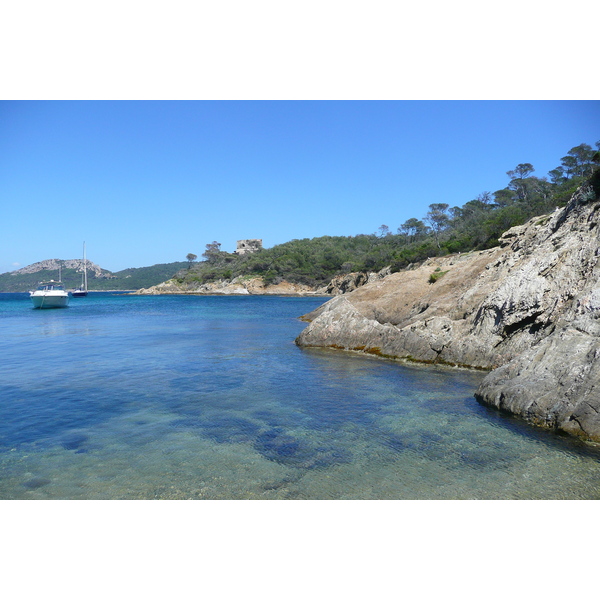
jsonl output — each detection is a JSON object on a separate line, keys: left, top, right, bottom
{"left": 296, "top": 181, "right": 600, "bottom": 441}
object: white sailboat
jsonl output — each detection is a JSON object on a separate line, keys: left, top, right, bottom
{"left": 30, "top": 266, "right": 70, "bottom": 308}
{"left": 72, "top": 242, "right": 88, "bottom": 297}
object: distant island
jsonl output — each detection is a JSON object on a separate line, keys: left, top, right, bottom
{"left": 0, "top": 260, "right": 189, "bottom": 293}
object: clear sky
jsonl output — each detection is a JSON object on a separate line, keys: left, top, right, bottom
{"left": 1, "top": 100, "right": 597, "bottom": 273}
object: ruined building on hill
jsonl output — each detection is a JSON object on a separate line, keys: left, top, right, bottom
{"left": 235, "top": 239, "right": 262, "bottom": 255}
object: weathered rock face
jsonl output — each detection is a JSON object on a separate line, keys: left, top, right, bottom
{"left": 475, "top": 187, "right": 600, "bottom": 440}
{"left": 324, "top": 271, "right": 369, "bottom": 295}
{"left": 296, "top": 184, "right": 600, "bottom": 441}
{"left": 324, "top": 267, "right": 391, "bottom": 295}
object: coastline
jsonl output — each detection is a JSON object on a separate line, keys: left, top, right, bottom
{"left": 128, "top": 289, "right": 330, "bottom": 297}
{"left": 295, "top": 187, "right": 600, "bottom": 442}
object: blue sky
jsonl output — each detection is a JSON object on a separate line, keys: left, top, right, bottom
{"left": 1, "top": 100, "right": 598, "bottom": 273}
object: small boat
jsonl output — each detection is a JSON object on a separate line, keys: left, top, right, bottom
{"left": 72, "top": 242, "right": 88, "bottom": 297}
{"left": 30, "top": 280, "right": 70, "bottom": 309}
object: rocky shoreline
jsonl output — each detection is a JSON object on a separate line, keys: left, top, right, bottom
{"left": 133, "top": 264, "right": 394, "bottom": 297}
{"left": 296, "top": 183, "right": 600, "bottom": 442}
{"left": 133, "top": 276, "right": 327, "bottom": 296}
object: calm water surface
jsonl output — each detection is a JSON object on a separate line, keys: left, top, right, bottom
{"left": 1, "top": 292, "right": 600, "bottom": 499}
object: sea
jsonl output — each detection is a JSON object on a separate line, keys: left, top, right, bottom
{"left": 2, "top": 291, "right": 600, "bottom": 500}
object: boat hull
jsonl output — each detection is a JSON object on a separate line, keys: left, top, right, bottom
{"left": 71, "top": 290, "right": 88, "bottom": 297}
{"left": 30, "top": 292, "right": 70, "bottom": 308}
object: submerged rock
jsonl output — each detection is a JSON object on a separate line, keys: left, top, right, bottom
{"left": 23, "top": 477, "right": 51, "bottom": 490}
{"left": 296, "top": 183, "right": 600, "bottom": 441}
{"left": 254, "top": 427, "right": 351, "bottom": 469}
{"left": 60, "top": 432, "right": 89, "bottom": 450}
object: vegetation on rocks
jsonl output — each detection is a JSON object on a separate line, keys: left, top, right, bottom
{"left": 428, "top": 269, "right": 448, "bottom": 284}
{"left": 176, "top": 141, "right": 600, "bottom": 289}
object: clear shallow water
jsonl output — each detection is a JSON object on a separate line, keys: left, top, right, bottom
{"left": 1, "top": 292, "right": 600, "bottom": 500}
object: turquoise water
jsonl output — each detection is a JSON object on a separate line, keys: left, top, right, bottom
{"left": 1, "top": 292, "right": 600, "bottom": 499}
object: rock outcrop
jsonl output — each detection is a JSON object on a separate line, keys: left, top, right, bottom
{"left": 296, "top": 183, "right": 600, "bottom": 441}
{"left": 324, "top": 266, "right": 391, "bottom": 295}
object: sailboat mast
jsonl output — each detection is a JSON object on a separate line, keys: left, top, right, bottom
{"left": 83, "top": 241, "right": 88, "bottom": 292}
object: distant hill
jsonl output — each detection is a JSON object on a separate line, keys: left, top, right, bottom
{"left": 0, "top": 260, "right": 189, "bottom": 292}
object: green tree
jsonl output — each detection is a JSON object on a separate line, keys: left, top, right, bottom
{"left": 507, "top": 163, "right": 535, "bottom": 202}
{"left": 377, "top": 224, "right": 391, "bottom": 237}
{"left": 477, "top": 191, "right": 493, "bottom": 205}
{"left": 399, "top": 218, "right": 427, "bottom": 243}
{"left": 425, "top": 203, "right": 450, "bottom": 248}
{"left": 186, "top": 253, "right": 197, "bottom": 269}
{"left": 565, "top": 144, "right": 595, "bottom": 177}
{"left": 548, "top": 167, "right": 565, "bottom": 184}
{"left": 506, "top": 163, "right": 535, "bottom": 180}
{"left": 493, "top": 188, "right": 515, "bottom": 208}
{"left": 202, "top": 241, "right": 222, "bottom": 263}
{"left": 560, "top": 154, "right": 578, "bottom": 179}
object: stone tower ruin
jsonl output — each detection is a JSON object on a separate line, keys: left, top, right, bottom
{"left": 235, "top": 239, "right": 263, "bottom": 255}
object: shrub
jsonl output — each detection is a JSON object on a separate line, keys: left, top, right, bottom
{"left": 429, "top": 270, "right": 448, "bottom": 284}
